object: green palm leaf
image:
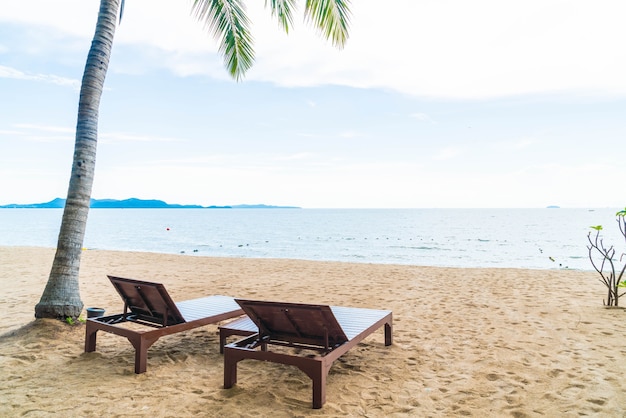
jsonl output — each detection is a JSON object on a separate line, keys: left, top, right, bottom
{"left": 304, "top": 0, "right": 351, "bottom": 48}
{"left": 192, "top": 0, "right": 254, "bottom": 80}
{"left": 192, "top": 0, "right": 351, "bottom": 80}
{"left": 266, "top": 0, "right": 296, "bottom": 33}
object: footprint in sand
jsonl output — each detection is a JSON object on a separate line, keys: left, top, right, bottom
{"left": 486, "top": 373, "right": 500, "bottom": 381}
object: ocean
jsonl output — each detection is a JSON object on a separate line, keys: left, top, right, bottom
{"left": 1, "top": 208, "right": 623, "bottom": 270}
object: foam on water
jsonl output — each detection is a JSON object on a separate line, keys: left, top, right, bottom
{"left": 0, "top": 207, "right": 622, "bottom": 270}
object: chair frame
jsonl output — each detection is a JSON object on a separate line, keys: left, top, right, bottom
{"left": 84, "top": 275, "right": 243, "bottom": 373}
{"left": 222, "top": 299, "right": 392, "bottom": 408}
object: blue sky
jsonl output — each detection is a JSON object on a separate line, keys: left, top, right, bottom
{"left": 1, "top": 0, "right": 625, "bottom": 208}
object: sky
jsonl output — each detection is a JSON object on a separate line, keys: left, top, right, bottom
{"left": 1, "top": 0, "right": 625, "bottom": 209}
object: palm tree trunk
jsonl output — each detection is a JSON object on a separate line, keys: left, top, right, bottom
{"left": 35, "top": 0, "right": 120, "bottom": 319}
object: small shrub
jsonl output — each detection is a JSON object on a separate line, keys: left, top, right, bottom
{"left": 587, "top": 208, "right": 626, "bottom": 306}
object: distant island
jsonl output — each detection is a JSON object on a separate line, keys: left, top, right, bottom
{"left": 0, "top": 198, "right": 300, "bottom": 209}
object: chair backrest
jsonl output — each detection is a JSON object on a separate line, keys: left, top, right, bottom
{"left": 235, "top": 299, "right": 348, "bottom": 349}
{"left": 108, "top": 275, "right": 186, "bottom": 326}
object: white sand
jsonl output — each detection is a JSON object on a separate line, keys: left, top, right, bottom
{"left": 1, "top": 246, "right": 625, "bottom": 417}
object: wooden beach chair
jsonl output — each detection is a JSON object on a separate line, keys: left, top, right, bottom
{"left": 222, "top": 299, "right": 393, "bottom": 409}
{"left": 84, "top": 275, "right": 244, "bottom": 373}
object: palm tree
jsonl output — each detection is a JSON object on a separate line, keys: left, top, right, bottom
{"left": 34, "top": 0, "right": 352, "bottom": 319}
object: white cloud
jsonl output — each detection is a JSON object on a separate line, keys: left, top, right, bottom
{"left": 0, "top": 129, "right": 23, "bottom": 136}
{"left": 512, "top": 139, "right": 536, "bottom": 150}
{"left": 240, "top": 0, "right": 626, "bottom": 98}
{"left": 0, "top": 65, "right": 23, "bottom": 78}
{"left": 3, "top": 0, "right": 625, "bottom": 99}
{"left": 274, "top": 152, "right": 317, "bottom": 161}
{"left": 13, "top": 124, "right": 73, "bottom": 133}
{"left": 99, "top": 132, "right": 184, "bottom": 144}
{"left": 410, "top": 113, "right": 435, "bottom": 123}
{"left": 433, "top": 146, "right": 464, "bottom": 161}
{"left": 338, "top": 130, "right": 362, "bottom": 139}
{"left": 492, "top": 137, "right": 537, "bottom": 152}
{"left": 0, "top": 65, "right": 79, "bottom": 88}
{"left": 0, "top": 1, "right": 99, "bottom": 37}
{"left": 1, "top": 124, "right": 74, "bottom": 143}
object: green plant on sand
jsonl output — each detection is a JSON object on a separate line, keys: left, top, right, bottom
{"left": 587, "top": 208, "right": 626, "bottom": 306}
{"left": 64, "top": 315, "right": 86, "bottom": 326}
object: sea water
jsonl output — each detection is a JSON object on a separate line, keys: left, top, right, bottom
{"left": 0, "top": 208, "right": 623, "bottom": 270}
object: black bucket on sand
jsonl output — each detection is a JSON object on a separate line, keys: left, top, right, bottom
{"left": 86, "top": 307, "right": 105, "bottom": 318}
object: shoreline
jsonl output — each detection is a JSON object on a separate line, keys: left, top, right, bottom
{"left": 1, "top": 246, "right": 624, "bottom": 416}
{"left": 0, "top": 244, "right": 595, "bottom": 272}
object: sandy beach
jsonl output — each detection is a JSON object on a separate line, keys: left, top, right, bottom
{"left": 1, "top": 246, "right": 625, "bottom": 417}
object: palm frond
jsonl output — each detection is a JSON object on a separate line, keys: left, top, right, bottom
{"left": 265, "top": 0, "right": 296, "bottom": 33}
{"left": 304, "top": 0, "right": 351, "bottom": 48}
{"left": 192, "top": 0, "right": 254, "bottom": 80}
{"left": 119, "top": 0, "right": 125, "bottom": 23}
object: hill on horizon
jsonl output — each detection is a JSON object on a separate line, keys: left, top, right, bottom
{"left": 0, "top": 198, "right": 299, "bottom": 209}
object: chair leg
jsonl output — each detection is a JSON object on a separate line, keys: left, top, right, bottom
{"left": 223, "top": 350, "right": 238, "bottom": 388}
{"left": 310, "top": 361, "right": 329, "bottom": 409}
{"left": 384, "top": 322, "right": 393, "bottom": 346}
{"left": 219, "top": 331, "right": 226, "bottom": 354}
{"left": 298, "top": 360, "right": 327, "bottom": 409}
{"left": 311, "top": 370, "right": 327, "bottom": 409}
{"left": 84, "top": 324, "right": 97, "bottom": 352}
{"left": 128, "top": 335, "right": 159, "bottom": 374}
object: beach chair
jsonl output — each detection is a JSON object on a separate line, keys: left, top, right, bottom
{"left": 84, "top": 275, "right": 244, "bottom": 373}
{"left": 222, "top": 299, "right": 393, "bottom": 409}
